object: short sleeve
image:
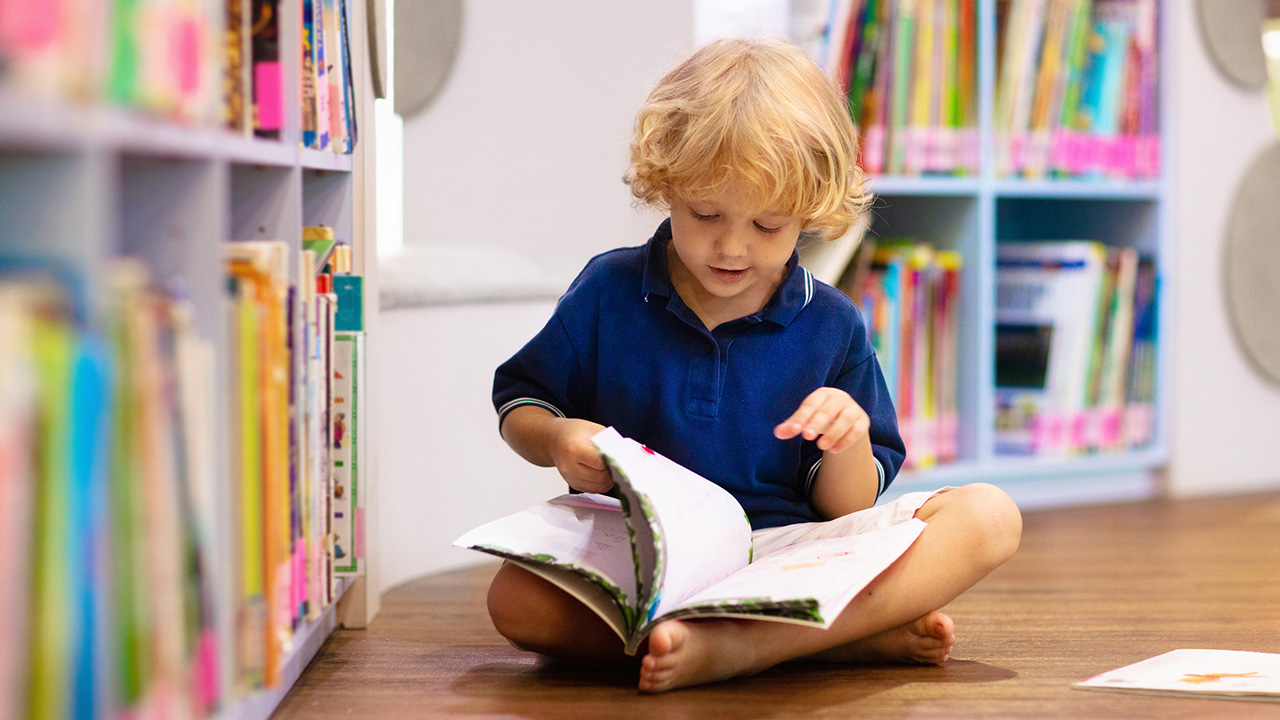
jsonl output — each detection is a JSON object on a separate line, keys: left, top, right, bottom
{"left": 492, "top": 311, "right": 584, "bottom": 432}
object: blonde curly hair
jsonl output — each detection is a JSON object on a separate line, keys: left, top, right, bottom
{"left": 624, "top": 37, "right": 870, "bottom": 240}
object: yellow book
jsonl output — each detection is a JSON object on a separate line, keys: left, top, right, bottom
{"left": 227, "top": 269, "right": 266, "bottom": 691}
{"left": 227, "top": 241, "right": 292, "bottom": 688}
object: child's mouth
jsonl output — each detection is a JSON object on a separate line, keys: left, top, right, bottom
{"left": 710, "top": 267, "right": 748, "bottom": 283}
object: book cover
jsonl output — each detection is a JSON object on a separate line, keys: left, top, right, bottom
{"left": 1077, "top": 649, "right": 1280, "bottom": 701}
{"left": 252, "top": 0, "right": 284, "bottom": 137}
{"left": 455, "top": 428, "right": 927, "bottom": 656}
{"left": 0, "top": 287, "right": 37, "bottom": 720}
{"left": 995, "top": 241, "right": 1105, "bottom": 456}
{"left": 225, "top": 0, "right": 253, "bottom": 133}
{"left": 1122, "top": 256, "right": 1157, "bottom": 448}
{"left": 227, "top": 241, "right": 293, "bottom": 687}
{"left": 331, "top": 332, "right": 362, "bottom": 575}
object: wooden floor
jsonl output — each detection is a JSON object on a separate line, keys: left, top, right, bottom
{"left": 276, "top": 492, "right": 1280, "bottom": 719}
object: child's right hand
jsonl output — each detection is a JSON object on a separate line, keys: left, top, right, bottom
{"left": 551, "top": 419, "right": 614, "bottom": 494}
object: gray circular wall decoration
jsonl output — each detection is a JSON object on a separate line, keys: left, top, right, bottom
{"left": 394, "top": 0, "right": 464, "bottom": 118}
{"left": 1196, "top": 0, "right": 1268, "bottom": 90}
{"left": 1224, "top": 141, "right": 1280, "bottom": 385}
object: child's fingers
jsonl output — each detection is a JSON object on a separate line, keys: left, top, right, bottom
{"left": 574, "top": 465, "right": 614, "bottom": 493}
{"left": 818, "top": 408, "right": 871, "bottom": 453}
{"left": 774, "top": 393, "right": 828, "bottom": 439}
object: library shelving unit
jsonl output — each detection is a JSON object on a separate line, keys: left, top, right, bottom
{"left": 855, "top": 0, "right": 1172, "bottom": 510}
{"left": 0, "top": 1, "right": 378, "bottom": 718}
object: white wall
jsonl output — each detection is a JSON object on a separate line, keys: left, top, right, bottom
{"left": 399, "top": 0, "right": 691, "bottom": 264}
{"left": 374, "top": 302, "right": 565, "bottom": 591}
{"left": 1168, "top": 3, "right": 1280, "bottom": 496}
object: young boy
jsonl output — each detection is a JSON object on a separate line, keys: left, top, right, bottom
{"left": 488, "top": 37, "right": 1021, "bottom": 693}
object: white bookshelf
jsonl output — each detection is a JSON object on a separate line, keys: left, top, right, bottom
{"left": 861, "top": 0, "right": 1172, "bottom": 510}
{"left": 0, "top": 0, "right": 378, "bottom": 717}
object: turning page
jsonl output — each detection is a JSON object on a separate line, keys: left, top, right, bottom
{"left": 591, "top": 428, "right": 752, "bottom": 624}
{"left": 452, "top": 493, "right": 637, "bottom": 615}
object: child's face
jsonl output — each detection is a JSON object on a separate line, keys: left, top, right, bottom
{"left": 666, "top": 181, "right": 804, "bottom": 328}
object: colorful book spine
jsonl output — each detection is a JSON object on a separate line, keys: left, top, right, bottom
{"left": 854, "top": 241, "right": 961, "bottom": 470}
{"left": 822, "top": 0, "right": 977, "bottom": 177}
{"left": 253, "top": 0, "right": 284, "bottom": 138}
{"left": 993, "top": 0, "right": 1159, "bottom": 179}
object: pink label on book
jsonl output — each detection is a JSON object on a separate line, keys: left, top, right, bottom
{"left": 863, "top": 127, "right": 885, "bottom": 174}
{"left": 1102, "top": 136, "right": 1131, "bottom": 179}
{"left": 197, "top": 630, "right": 221, "bottom": 710}
{"left": 1078, "top": 136, "right": 1104, "bottom": 176}
{"left": 1121, "top": 136, "right": 1139, "bottom": 178}
{"left": 1137, "top": 135, "right": 1160, "bottom": 178}
{"left": 906, "top": 127, "right": 928, "bottom": 175}
{"left": 962, "top": 129, "right": 980, "bottom": 174}
{"left": 1030, "top": 415, "right": 1048, "bottom": 453}
{"left": 0, "top": 0, "right": 57, "bottom": 49}
{"left": 1101, "top": 410, "right": 1122, "bottom": 446}
{"left": 1050, "top": 130, "right": 1070, "bottom": 172}
{"left": 176, "top": 16, "right": 201, "bottom": 94}
{"left": 1044, "top": 414, "right": 1065, "bottom": 454}
{"left": 255, "top": 61, "right": 285, "bottom": 130}
{"left": 355, "top": 507, "right": 366, "bottom": 558}
{"left": 1069, "top": 412, "right": 1089, "bottom": 449}
{"left": 293, "top": 546, "right": 306, "bottom": 610}
{"left": 1063, "top": 132, "right": 1083, "bottom": 175}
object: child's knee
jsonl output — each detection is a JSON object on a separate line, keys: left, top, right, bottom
{"left": 964, "top": 482, "right": 1022, "bottom": 561}
{"left": 487, "top": 563, "right": 550, "bottom": 647}
{"left": 933, "top": 483, "right": 1022, "bottom": 565}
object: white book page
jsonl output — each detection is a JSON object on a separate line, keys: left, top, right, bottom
{"left": 1077, "top": 649, "right": 1280, "bottom": 698}
{"left": 592, "top": 428, "right": 752, "bottom": 623}
{"left": 452, "top": 493, "right": 636, "bottom": 605}
{"left": 671, "top": 518, "right": 926, "bottom": 627}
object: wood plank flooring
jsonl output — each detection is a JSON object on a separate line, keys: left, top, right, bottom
{"left": 275, "top": 492, "right": 1280, "bottom": 719}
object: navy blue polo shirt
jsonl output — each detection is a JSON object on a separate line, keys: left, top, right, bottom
{"left": 493, "top": 219, "right": 905, "bottom": 529}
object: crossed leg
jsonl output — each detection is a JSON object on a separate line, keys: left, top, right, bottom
{"left": 486, "top": 482, "right": 1022, "bottom": 692}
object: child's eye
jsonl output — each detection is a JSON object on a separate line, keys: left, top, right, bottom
{"left": 754, "top": 222, "right": 783, "bottom": 234}
{"left": 691, "top": 210, "right": 718, "bottom": 222}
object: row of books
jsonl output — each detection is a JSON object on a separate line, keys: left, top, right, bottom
{"left": 0, "top": 0, "right": 219, "bottom": 123}
{"left": 225, "top": 230, "right": 364, "bottom": 698}
{"left": 231, "top": 0, "right": 358, "bottom": 151}
{"left": 0, "top": 0, "right": 356, "bottom": 153}
{"left": 0, "top": 262, "right": 221, "bottom": 720}
{"left": 0, "top": 234, "right": 365, "bottom": 719}
{"left": 995, "top": 0, "right": 1160, "bottom": 179}
{"left": 801, "top": 228, "right": 963, "bottom": 470}
{"left": 793, "top": 0, "right": 981, "bottom": 177}
{"left": 995, "top": 241, "right": 1157, "bottom": 456}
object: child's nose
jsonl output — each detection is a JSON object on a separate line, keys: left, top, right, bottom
{"left": 716, "top": 227, "right": 748, "bottom": 257}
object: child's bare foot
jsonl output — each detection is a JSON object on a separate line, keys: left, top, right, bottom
{"left": 812, "top": 611, "right": 955, "bottom": 665}
{"left": 638, "top": 620, "right": 756, "bottom": 693}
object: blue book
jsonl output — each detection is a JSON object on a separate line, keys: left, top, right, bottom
{"left": 334, "top": 276, "right": 363, "bottom": 332}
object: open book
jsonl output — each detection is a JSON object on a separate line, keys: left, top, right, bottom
{"left": 1076, "top": 649, "right": 1280, "bottom": 702}
{"left": 453, "top": 427, "right": 926, "bottom": 655}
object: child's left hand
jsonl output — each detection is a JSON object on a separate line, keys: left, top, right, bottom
{"left": 773, "top": 387, "right": 870, "bottom": 453}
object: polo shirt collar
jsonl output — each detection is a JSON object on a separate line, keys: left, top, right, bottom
{"left": 640, "top": 219, "right": 814, "bottom": 328}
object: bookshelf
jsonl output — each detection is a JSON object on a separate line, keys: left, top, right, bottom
{"left": 815, "top": 0, "right": 1171, "bottom": 509}
{"left": 0, "top": 0, "right": 376, "bottom": 718}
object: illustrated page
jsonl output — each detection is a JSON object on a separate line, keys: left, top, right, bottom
{"left": 670, "top": 518, "right": 926, "bottom": 626}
